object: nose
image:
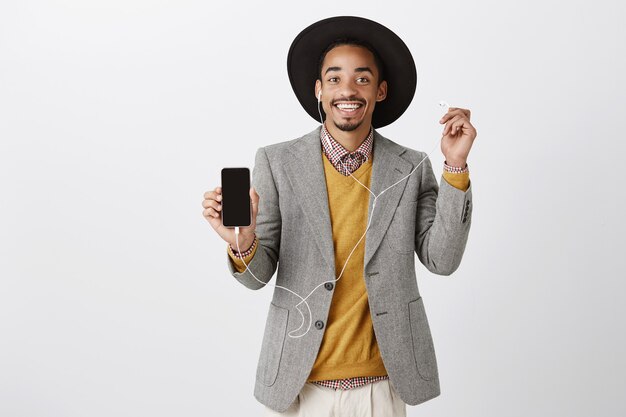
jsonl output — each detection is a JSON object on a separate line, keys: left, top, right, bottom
{"left": 337, "top": 80, "right": 358, "bottom": 99}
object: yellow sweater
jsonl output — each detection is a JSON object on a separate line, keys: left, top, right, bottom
{"left": 228, "top": 150, "right": 469, "bottom": 381}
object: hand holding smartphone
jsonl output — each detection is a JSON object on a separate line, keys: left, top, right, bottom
{"left": 202, "top": 168, "right": 258, "bottom": 251}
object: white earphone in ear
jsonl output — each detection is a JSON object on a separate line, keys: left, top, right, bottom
{"left": 317, "top": 91, "right": 322, "bottom": 100}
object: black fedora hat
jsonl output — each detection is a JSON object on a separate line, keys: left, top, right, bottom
{"left": 287, "top": 16, "right": 417, "bottom": 129}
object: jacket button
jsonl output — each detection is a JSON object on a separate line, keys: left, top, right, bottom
{"left": 324, "top": 282, "right": 334, "bottom": 291}
{"left": 315, "top": 320, "right": 324, "bottom": 330}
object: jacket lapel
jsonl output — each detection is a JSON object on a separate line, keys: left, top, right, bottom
{"left": 284, "top": 126, "right": 336, "bottom": 274}
{"left": 284, "top": 126, "right": 414, "bottom": 276}
{"left": 364, "top": 130, "right": 414, "bottom": 268}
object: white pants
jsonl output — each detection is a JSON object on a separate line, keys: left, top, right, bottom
{"left": 263, "top": 379, "right": 407, "bottom": 417}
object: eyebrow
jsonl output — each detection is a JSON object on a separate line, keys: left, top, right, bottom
{"left": 324, "top": 66, "right": 374, "bottom": 76}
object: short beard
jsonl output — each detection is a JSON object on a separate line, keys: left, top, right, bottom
{"left": 333, "top": 119, "right": 363, "bottom": 132}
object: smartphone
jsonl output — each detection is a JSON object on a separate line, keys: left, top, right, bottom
{"left": 221, "top": 167, "right": 251, "bottom": 228}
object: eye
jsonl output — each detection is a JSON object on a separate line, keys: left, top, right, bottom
{"left": 357, "top": 77, "right": 369, "bottom": 83}
{"left": 328, "top": 77, "right": 338, "bottom": 83}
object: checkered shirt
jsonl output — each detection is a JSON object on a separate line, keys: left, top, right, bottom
{"left": 311, "top": 374, "right": 390, "bottom": 390}
{"left": 321, "top": 123, "right": 373, "bottom": 176}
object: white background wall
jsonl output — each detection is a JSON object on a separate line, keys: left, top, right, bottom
{"left": 1, "top": 1, "right": 624, "bottom": 416}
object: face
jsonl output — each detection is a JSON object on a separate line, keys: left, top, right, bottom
{"left": 315, "top": 44, "right": 387, "bottom": 132}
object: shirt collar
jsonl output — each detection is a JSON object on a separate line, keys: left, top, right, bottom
{"left": 320, "top": 123, "right": 374, "bottom": 164}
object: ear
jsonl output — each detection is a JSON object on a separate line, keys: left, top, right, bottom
{"left": 376, "top": 80, "right": 388, "bottom": 102}
{"left": 315, "top": 79, "right": 322, "bottom": 99}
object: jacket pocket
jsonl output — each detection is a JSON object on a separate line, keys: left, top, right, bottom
{"left": 256, "top": 302, "right": 289, "bottom": 386}
{"left": 408, "top": 297, "right": 438, "bottom": 381}
{"left": 386, "top": 200, "right": 418, "bottom": 254}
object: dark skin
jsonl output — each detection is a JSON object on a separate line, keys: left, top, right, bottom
{"left": 439, "top": 107, "right": 476, "bottom": 167}
{"left": 315, "top": 44, "right": 387, "bottom": 152}
{"left": 201, "top": 44, "right": 477, "bottom": 250}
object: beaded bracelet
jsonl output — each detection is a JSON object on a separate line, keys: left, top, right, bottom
{"left": 229, "top": 234, "right": 257, "bottom": 259}
{"left": 443, "top": 160, "right": 469, "bottom": 174}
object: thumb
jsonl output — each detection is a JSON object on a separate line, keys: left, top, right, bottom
{"left": 250, "top": 187, "right": 260, "bottom": 216}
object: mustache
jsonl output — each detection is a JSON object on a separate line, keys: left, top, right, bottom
{"left": 332, "top": 96, "right": 366, "bottom": 105}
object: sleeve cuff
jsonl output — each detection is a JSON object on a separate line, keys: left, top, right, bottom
{"left": 442, "top": 171, "right": 470, "bottom": 191}
{"left": 227, "top": 237, "right": 259, "bottom": 273}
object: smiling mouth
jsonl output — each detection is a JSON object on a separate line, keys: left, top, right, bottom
{"left": 333, "top": 102, "right": 364, "bottom": 115}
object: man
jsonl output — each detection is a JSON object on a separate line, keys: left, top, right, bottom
{"left": 202, "top": 16, "right": 476, "bottom": 416}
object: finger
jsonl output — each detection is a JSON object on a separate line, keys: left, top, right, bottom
{"left": 204, "top": 207, "right": 220, "bottom": 218}
{"left": 450, "top": 118, "right": 469, "bottom": 136}
{"left": 441, "top": 108, "right": 470, "bottom": 124}
{"left": 203, "top": 191, "right": 222, "bottom": 203}
{"left": 250, "top": 187, "right": 259, "bottom": 205}
{"left": 448, "top": 107, "right": 471, "bottom": 120}
{"left": 202, "top": 199, "right": 222, "bottom": 210}
{"left": 202, "top": 195, "right": 220, "bottom": 207}
{"left": 443, "top": 115, "right": 464, "bottom": 135}
{"left": 440, "top": 109, "right": 463, "bottom": 124}
{"left": 250, "top": 187, "right": 259, "bottom": 217}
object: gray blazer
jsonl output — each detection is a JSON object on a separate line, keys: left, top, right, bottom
{"left": 226, "top": 125, "right": 473, "bottom": 412}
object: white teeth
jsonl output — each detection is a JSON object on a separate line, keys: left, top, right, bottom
{"left": 336, "top": 103, "right": 362, "bottom": 111}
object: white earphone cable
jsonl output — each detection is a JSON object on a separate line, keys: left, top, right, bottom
{"left": 233, "top": 96, "right": 451, "bottom": 338}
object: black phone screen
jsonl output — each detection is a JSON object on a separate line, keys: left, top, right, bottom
{"left": 221, "top": 168, "right": 251, "bottom": 227}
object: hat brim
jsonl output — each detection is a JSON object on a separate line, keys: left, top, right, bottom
{"left": 287, "top": 16, "right": 417, "bottom": 129}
